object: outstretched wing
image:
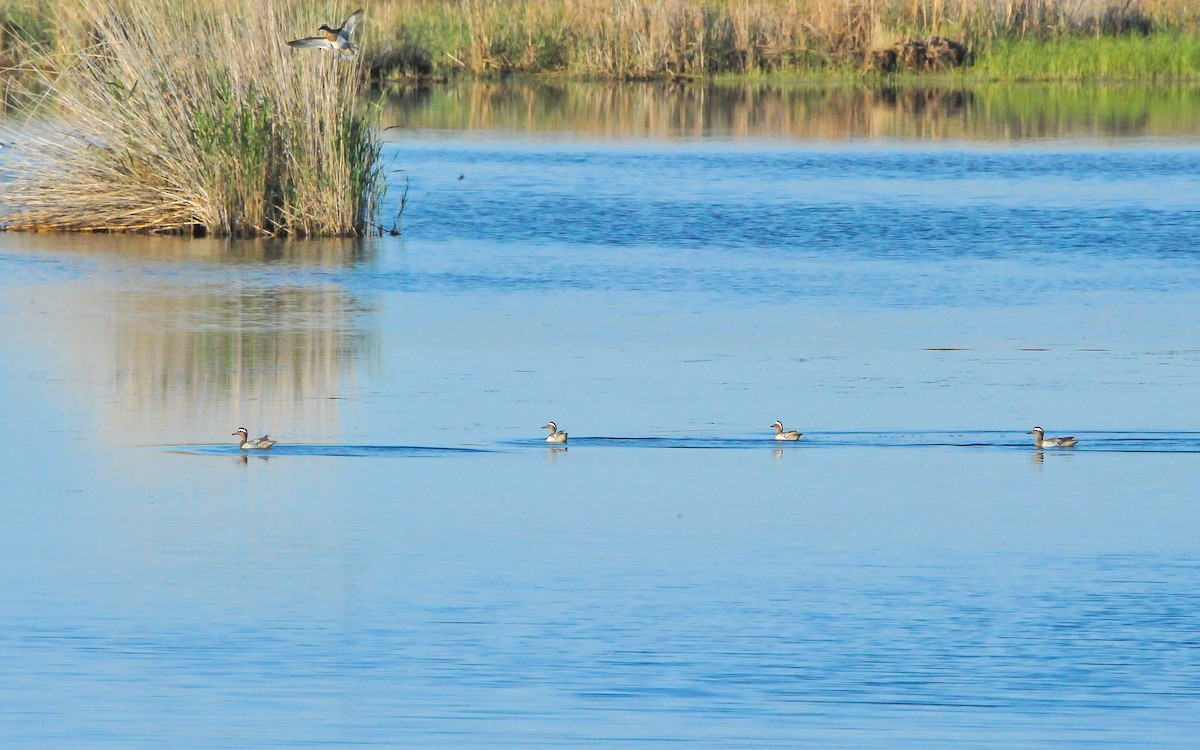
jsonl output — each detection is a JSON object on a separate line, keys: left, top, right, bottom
{"left": 341, "top": 8, "right": 364, "bottom": 39}
{"left": 288, "top": 36, "right": 335, "bottom": 50}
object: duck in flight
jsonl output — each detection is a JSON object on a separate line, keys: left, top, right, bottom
{"left": 287, "top": 8, "right": 364, "bottom": 59}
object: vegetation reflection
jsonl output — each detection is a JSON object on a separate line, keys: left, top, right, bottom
{"left": 2, "top": 234, "right": 381, "bottom": 444}
{"left": 381, "top": 80, "right": 1200, "bottom": 140}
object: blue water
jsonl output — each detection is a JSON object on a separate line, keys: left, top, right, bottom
{"left": 170, "top": 430, "right": 1200, "bottom": 454}
{"left": 2, "top": 107, "right": 1200, "bottom": 747}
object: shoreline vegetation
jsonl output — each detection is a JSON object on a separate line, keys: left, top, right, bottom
{"left": 0, "top": 0, "right": 383, "bottom": 237}
{"left": 376, "top": 0, "right": 1200, "bottom": 81}
{"left": 6, "top": 0, "right": 1199, "bottom": 83}
{"left": 1, "top": 2, "right": 1197, "bottom": 238}
{"left": 4, "top": 1, "right": 1200, "bottom": 83}
{"left": 369, "top": 0, "right": 1200, "bottom": 81}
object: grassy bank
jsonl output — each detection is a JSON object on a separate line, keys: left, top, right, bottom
{"left": 359, "top": 0, "right": 1200, "bottom": 80}
{"left": 973, "top": 31, "right": 1200, "bottom": 80}
{"left": 5, "top": 0, "right": 1200, "bottom": 82}
{"left": 1, "top": 0, "right": 382, "bottom": 237}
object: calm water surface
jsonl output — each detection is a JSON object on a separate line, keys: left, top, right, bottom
{"left": 1, "top": 84, "right": 1199, "bottom": 748}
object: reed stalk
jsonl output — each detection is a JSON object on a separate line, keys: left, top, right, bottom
{"left": 0, "top": 0, "right": 383, "bottom": 237}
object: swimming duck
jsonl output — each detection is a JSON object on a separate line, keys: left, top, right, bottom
{"left": 771, "top": 420, "right": 802, "bottom": 441}
{"left": 1028, "top": 426, "right": 1077, "bottom": 448}
{"left": 233, "top": 427, "right": 277, "bottom": 450}
{"left": 543, "top": 421, "right": 568, "bottom": 444}
{"left": 287, "top": 8, "right": 364, "bottom": 59}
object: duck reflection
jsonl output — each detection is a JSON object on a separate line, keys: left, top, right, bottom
{"left": 236, "top": 454, "right": 271, "bottom": 467}
{"left": 1032, "top": 448, "right": 1076, "bottom": 467}
{"left": 235, "top": 451, "right": 273, "bottom": 468}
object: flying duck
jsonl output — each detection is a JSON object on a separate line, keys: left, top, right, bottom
{"left": 287, "top": 8, "right": 364, "bottom": 59}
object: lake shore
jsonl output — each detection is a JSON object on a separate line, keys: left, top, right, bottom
{"left": 4, "top": 0, "right": 1200, "bottom": 83}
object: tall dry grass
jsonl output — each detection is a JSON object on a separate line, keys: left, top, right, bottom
{"left": 0, "top": 0, "right": 382, "bottom": 236}
{"left": 357, "top": 0, "right": 1200, "bottom": 78}
{"left": 4, "top": 0, "right": 1200, "bottom": 85}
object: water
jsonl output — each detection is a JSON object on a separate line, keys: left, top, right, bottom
{"left": 2, "top": 84, "right": 1200, "bottom": 748}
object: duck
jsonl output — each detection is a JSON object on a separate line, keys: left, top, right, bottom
{"left": 287, "top": 8, "right": 364, "bottom": 59}
{"left": 1027, "top": 426, "right": 1077, "bottom": 448}
{"left": 542, "top": 421, "right": 568, "bottom": 444}
{"left": 771, "top": 420, "right": 802, "bottom": 441}
{"left": 233, "top": 427, "right": 277, "bottom": 450}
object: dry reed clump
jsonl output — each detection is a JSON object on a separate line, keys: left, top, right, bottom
{"left": 0, "top": 0, "right": 382, "bottom": 237}
{"left": 565, "top": 0, "right": 708, "bottom": 79}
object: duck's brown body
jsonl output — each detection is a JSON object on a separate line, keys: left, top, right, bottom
{"left": 287, "top": 8, "right": 364, "bottom": 58}
{"left": 233, "top": 427, "right": 277, "bottom": 450}
{"left": 1028, "top": 426, "right": 1077, "bottom": 448}
{"left": 771, "top": 420, "right": 802, "bottom": 441}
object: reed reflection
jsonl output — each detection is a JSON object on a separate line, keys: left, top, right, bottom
{"left": 0, "top": 232, "right": 375, "bottom": 268}
{"left": 381, "top": 80, "right": 1200, "bottom": 141}
{"left": 3, "top": 233, "right": 379, "bottom": 446}
{"left": 113, "top": 283, "right": 376, "bottom": 445}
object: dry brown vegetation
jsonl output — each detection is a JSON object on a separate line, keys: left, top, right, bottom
{"left": 4, "top": 0, "right": 1200, "bottom": 83}
{"left": 0, "top": 0, "right": 382, "bottom": 236}
{"left": 356, "top": 0, "right": 1200, "bottom": 79}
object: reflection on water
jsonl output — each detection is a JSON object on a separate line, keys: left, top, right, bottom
{"left": 112, "top": 284, "right": 373, "bottom": 440}
{"left": 0, "top": 231, "right": 374, "bottom": 269}
{"left": 382, "top": 80, "right": 1200, "bottom": 140}
{"left": 1, "top": 233, "right": 376, "bottom": 445}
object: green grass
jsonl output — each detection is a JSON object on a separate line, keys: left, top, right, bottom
{"left": 973, "top": 32, "right": 1200, "bottom": 81}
